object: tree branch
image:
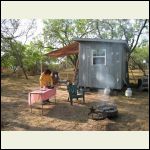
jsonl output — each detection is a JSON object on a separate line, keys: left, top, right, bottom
{"left": 118, "top": 20, "right": 129, "bottom": 44}
{"left": 130, "top": 19, "right": 148, "bottom": 53}
{"left": 79, "top": 21, "right": 94, "bottom": 38}
{"left": 102, "top": 20, "right": 114, "bottom": 39}
{"left": 130, "top": 56, "right": 146, "bottom": 75}
{"left": 95, "top": 20, "right": 103, "bottom": 39}
{"left": 63, "top": 24, "right": 71, "bottom": 44}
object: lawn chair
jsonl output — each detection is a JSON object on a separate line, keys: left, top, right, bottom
{"left": 67, "top": 84, "right": 85, "bottom": 105}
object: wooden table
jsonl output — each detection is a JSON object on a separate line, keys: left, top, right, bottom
{"left": 28, "top": 88, "right": 56, "bottom": 115}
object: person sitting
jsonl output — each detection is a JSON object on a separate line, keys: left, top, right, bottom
{"left": 39, "top": 69, "right": 53, "bottom": 104}
{"left": 52, "top": 71, "right": 60, "bottom": 85}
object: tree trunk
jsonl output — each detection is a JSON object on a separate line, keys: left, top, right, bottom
{"left": 12, "top": 66, "right": 17, "bottom": 73}
{"left": 21, "top": 66, "right": 28, "bottom": 79}
{"left": 130, "top": 56, "right": 146, "bottom": 76}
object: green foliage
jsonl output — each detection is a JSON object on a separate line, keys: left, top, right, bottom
{"left": 43, "top": 19, "right": 94, "bottom": 47}
{"left": 129, "top": 46, "right": 149, "bottom": 71}
{"left": 1, "top": 53, "right": 16, "bottom": 69}
{"left": 1, "top": 19, "right": 149, "bottom": 76}
{"left": 43, "top": 19, "right": 149, "bottom": 67}
{"left": 24, "top": 41, "right": 41, "bottom": 68}
{"left": 1, "top": 40, "right": 26, "bottom": 68}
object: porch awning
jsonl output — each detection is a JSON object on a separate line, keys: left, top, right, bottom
{"left": 46, "top": 42, "right": 79, "bottom": 58}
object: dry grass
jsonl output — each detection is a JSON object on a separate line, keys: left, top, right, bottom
{"left": 129, "top": 69, "right": 148, "bottom": 84}
{"left": 1, "top": 75, "right": 149, "bottom": 131}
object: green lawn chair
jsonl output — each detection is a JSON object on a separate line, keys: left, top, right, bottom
{"left": 67, "top": 84, "right": 85, "bottom": 105}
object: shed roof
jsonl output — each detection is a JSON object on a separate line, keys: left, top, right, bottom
{"left": 46, "top": 38, "right": 130, "bottom": 58}
{"left": 74, "top": 38, "right": 126, "bottom": 44}
{"left": 46, "top": 42, "right": 79, "bottom": 58}
{"left": 73, "top": 38, "right": 130, "bottom": 51}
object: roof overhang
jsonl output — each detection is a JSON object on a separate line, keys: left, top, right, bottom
{"left": 46, "top": 42, "right": 79, "bottom": 58}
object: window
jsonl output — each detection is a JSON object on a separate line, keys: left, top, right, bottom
{"left": 92, "top": 48, "right": 106, "bottom": 65}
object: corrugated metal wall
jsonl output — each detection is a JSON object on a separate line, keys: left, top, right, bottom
{"left": 78, "top": 41, "right": 127, "bottom": 89}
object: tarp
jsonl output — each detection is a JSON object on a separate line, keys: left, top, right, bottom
{"left": 46, "top": 42, "right": 79, "bottom": 58}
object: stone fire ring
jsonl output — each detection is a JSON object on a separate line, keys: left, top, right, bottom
{"left": 88, "top": 104, "right": 118, "bottom": 120}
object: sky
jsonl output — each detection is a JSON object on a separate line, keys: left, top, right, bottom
{"left": 16, "top": 19, "right": 44, "bottom": 44}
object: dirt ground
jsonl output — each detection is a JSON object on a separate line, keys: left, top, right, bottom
{"left": 1, "top": 75, "right": 149, "bottom": 131}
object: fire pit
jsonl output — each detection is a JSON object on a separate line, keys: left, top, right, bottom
{"left": 88, "top": 103, "right": 118, "bottom": 120}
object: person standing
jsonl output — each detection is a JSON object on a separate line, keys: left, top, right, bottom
{"left": 40, "top": 69, "right": 53, "bottom": 88}
{"left": 39, "top": 69, "right": 53, "bottom": 103}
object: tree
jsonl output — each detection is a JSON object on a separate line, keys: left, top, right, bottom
{"left": 43, "top": 19, "right": 95, "bottom": 67}
{"left": 23, "top": 42, "right": 41, "bottom": 75}
{"left": 118, "top": 19, "right": 148, "bottom": 57}
{"left": 94, "top": 19, "right": 148, "bottom": 54}
{"left": 1, "top": 52, "right": 17, "bottom": 72}
{"left": 43, "top": 19, "right": 149, "bottom": 69}
{"left": 1, "top": 19, "right": 37, "bottom": 79}
{"left": 129, "top": 46, "right": 149, "bottom": 75}
{"left": 94, "top": 19, "right": 149, "bottom": 77}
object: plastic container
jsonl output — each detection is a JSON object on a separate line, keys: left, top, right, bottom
{"left": 125, "top": 88, "right": 132, "bottom": 97}
{"left": 104, "top": 88, "right": 111, "bottom": 95}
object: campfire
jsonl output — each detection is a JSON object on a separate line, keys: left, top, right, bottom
{"left": 88, "top": 102, "right": 118, "bottom": 120}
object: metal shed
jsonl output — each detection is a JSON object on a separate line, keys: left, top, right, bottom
{"left": 74, "top": 38, "right": 130, "bottom": 90}
{"left": 47, "top": 38, "right": 130, "bottom": 90}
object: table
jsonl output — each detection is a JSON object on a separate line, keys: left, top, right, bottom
{"left": 28, "top": 88, "right": 56, "bottom": 115}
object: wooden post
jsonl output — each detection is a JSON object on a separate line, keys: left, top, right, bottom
{"left": 42, "top": 104, "right": 43, "bottom": 115}
{"left": 40, "top": 48, "right": 43, "bottom": 75}
{"left": 74, "top": 57, "right": 79, "bottom": 83}
{"left": 66, "top": 58, "right": 68, "bottom": 80}
{"left": 41, "top": 59, "right": 42, "bottom": 75}
{"left": 55, "top": 95, "right": 56, "bottom": 104}
{"left": 30, "top": 93, "right": 32, "bottom": 113}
